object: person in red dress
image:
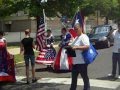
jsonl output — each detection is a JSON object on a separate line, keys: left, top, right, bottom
{"left": 53, "top": 28, "right": 73, "bottom": 71}
{"left": 0, "top": 31, "right": 15, "bottom": 82}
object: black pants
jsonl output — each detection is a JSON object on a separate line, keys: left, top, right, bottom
{"left": 70, "top": 64, "right": 90, "bottom": 90}
{"left": 112, "top": 53, "right": 120, "bottom": 76}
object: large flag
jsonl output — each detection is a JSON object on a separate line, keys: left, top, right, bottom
{"left": 36, "top": 9, "right": 56, "bottom": 65}
{"left": 36, "top": 15, "right": 46, "bottom": 51}
{"left": 69, "top": 11, "right": 85, "bottom": 38}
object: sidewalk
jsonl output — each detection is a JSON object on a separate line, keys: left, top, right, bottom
{"left": 8, "top": 45, "right": 58, "bottom": 55}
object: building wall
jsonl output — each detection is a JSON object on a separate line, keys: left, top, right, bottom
{"left": 0, "top": 19, "right": 37, "bottom": 32}
{"left": 31, "top": 19, "right": 37, "bottom": 32}
{"left": 12, "top": 19, "right": 30, "bottom": 32}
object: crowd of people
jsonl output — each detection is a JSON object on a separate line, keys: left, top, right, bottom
{"left": 0, "top": 21, "right": 120, "bottom": 90}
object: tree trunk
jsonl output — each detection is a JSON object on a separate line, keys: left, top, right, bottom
{"left": 105, "top": 16, "right": 109, "bottom": 25}
{"left": 36, "top": 16, "right": 40, "bottom": 30}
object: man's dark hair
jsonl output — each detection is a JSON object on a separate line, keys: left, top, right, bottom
{"left": 25, "top": 29, "right": 30, "bottom": 35}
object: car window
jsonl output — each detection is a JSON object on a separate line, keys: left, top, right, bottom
{"left": 94, "top": 26, "right": 110, "bottom": 34}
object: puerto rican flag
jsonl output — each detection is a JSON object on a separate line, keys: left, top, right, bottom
{"left": 72, "top": 11, "right": 85, "bottom": 33}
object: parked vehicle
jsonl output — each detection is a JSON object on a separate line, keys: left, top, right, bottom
{"left": 88, "top": 25, "right": 114, "bottom": 48}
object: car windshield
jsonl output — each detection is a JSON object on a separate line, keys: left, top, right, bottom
{"left": 91, "top": 26, "right": 110, "bottom": 35}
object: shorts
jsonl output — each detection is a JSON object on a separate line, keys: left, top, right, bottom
{"left": 24, "top": 55, "right": 35, "bottom": 66}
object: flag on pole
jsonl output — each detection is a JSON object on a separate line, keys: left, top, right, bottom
{"left": 36, "top": 9, "right": 46, "bottom": 51}
{"left": 72, "top": 11, "right": 85, "bottom": 33}
{"left": 36, "top": 9, "right": 56, "bottom": 65}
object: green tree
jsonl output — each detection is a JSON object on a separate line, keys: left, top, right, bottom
{"left": 0, "top": 0, "right": 119, "bottom": 21}
{"left": 0, "top": 0, "right": 94, "bottom": 18}
{"left": 90, "top": 0, "right": 119, "bottom": 24}
{"left": 0, "top": 0, "right": 29, "bottom": 18}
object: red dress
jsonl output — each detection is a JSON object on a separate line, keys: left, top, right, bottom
{"left": 53, "top": 32, "right": 73, "bottom": 71}
{"left": 53, "top": 28, "right": 77, "bottom": 71}
{"left": 0, "top": 42, "right": 16, "bottom": 82}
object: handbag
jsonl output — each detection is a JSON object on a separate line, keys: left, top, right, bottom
{"left": 64, "top": 46, "right": 76, "bottom": 57}
{"left": 82, "top": 43, "right": 98, "bottom": 64}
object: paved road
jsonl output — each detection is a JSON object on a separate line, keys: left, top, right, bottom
{"left": 1, "top": 46, "right": 120, "bottom": 90}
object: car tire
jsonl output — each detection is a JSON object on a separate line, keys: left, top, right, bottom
{"left": 106, "top": 40, "right": 110, "bottom": 48}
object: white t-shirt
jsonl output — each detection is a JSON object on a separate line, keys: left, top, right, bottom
{"left": 71, "top": 34, "right": 90, "bottom": 64}
{"left": 112, "top": 30, "right": 120, "bottom": 53}
{"left": 0, "top": 37, "right": 6, "bottom": 42}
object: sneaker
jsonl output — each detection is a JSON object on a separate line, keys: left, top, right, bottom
{"left": 26, "top": 81, "right": 30, "bottom": 84}
{"left": 118, "top": 75, "right": 120, "bottom": 79}
{"left": 108, "top": 74, "right": 115, "bottom": 78}
{"left": 32, "top": 78, "right": 37, "bottom": 83}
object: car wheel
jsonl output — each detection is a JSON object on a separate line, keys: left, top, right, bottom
{"left": 106, "top": 40, "right": 110, "bottom": 48}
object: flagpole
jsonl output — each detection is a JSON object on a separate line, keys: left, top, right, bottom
{"left": 77, "top": 6, "right": 86, "bottom": 33}
{"left": 71, "top": 7, "right": 80, "bottom": 28}
{"left": 43, "top": 9, "right": 47, "bottom": 31}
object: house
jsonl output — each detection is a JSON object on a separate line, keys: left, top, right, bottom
{"left": 0, "top": 11, "right": 61, "bottom": 33}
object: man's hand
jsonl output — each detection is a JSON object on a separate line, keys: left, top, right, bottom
{"left": 72, "top": 46, "right": 77, "bottom": 50}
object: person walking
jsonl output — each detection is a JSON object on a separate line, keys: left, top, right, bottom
{"left": 108, "top": 21, "right": 120, "bottom": 79}
{"left": 20, "top": 29, "right": 37, "bottom": 84}
{"left": 70, "top": 23, "right": 90, "bottom": 90}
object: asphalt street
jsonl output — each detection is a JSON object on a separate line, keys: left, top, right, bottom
{"left": 1, "top": 46, "right": 120, "bottom": 90}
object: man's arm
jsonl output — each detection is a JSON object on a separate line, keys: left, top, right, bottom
{"left": 72, "top": 45, "right": 90, "bottom": 51}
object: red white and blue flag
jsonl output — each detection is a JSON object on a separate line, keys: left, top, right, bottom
{"left": 36, "top": 10, "right": 56, "bottom": 65}
{"left": 36, "top": 16, "right": 46, "bottom": 51}
{"left": 71, "top": 11, "right": 85, "bottom": 33}
{"left": 69, "top": 11, "right": 85, "bottom": 38}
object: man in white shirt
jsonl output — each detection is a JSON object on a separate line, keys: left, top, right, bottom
{"left": 70, "top": 23, "right": 90, "bottom": 90}
{"left": 108, "top": 21, "right": 120, "bottom": 79}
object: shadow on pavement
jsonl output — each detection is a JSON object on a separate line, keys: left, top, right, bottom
{"left": 35, "top": 67, "right": 71, "bottom": 74}
{"left": 35, "top": 67, "right": 54, "bottom": 72}
{"left": 96, "top": 76, "right": 118, "bottom": 81}
{"left": 0, "top": 82, "right": 61, "bottom": 90}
